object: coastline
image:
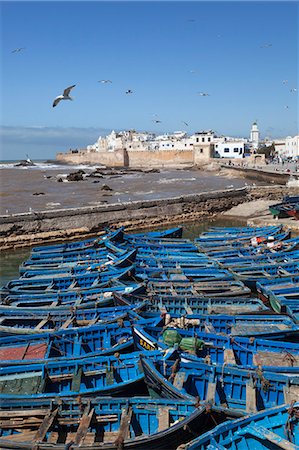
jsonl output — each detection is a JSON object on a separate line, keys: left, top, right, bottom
{"left": 1, "top": 185, "right": 298, "bottom": 250}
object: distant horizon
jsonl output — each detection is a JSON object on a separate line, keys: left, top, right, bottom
{"left": 1, "top": 122, "right": 296, "bottom": 161}
{"left": 1, "top": 1, "right": 298, "bottom": 160}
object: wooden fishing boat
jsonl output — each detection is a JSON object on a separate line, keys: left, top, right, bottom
{"left": 207, "top": 225, "right": 283, "bottom": 234}
{"left": 0, "top": 321, "right": 134, "bottom": 366}
{"left": 2, "top": 265, "right": 135, "bottom": 295}
{"left": 256, "top": 276, "right": 299, "bottom": 303}
{"left": 140, "top": 356, "right": 299, "bottom": 411}
{"left": 125, "top": 226, "right": 183, "bottom": 239}
{"left": 287, "top": 206, "right": 299, "bottom": 220}
{"left": 132, "top": 324, "right": 299, "bottom": 373}
{"left": 181, "top": 402, "right": 299, "bottom": 449}
{"left": 0, "top": 305, "right": 143, "bottom": 336}
{"left": 136, "top": 267, "right": 234, "bottom": 283}
{"left": 0, "top": 351, "right": 158, "bottom": 398}
{"left": 0, "top": 282, "right": 143, "bottom": 310}
{"left": 196, "top": 231, "right": 290, "bottom": 250}
{"left": 0, "top": 396, "right": 239, "bottom": 450}
{"left": 196, "top": 225, "right": 283, "bottom": 241}
{"left": 115, "top": 293, "right": 266, "bottom": 316}
{"left": 19, "top": 249, "right": 137, "bottom": 276}
{"left": 31, "top": 227, "right": 124, "bottom": 256}
{"left": 230, "top": 261, "right": 299, "bottom": 290}
{"left": 205, "top": 236, "right": 299, "bottom": 258}
{"left": 215, "top": 250, "right": 299, "bottom": 268}
{"left": 269, "top": 201, "right": 299, "bottom": 219}
{"left": 147, "top": 280, "right": 251, "bottom": 297}
{"left": 26, "top": 241, "right": 126, "bottom": 265}
{"left": 136, "top": 256, "right": 215, "bottom": 269}
{"left": 139, "top": 313, "right": 299, "bottom": 340}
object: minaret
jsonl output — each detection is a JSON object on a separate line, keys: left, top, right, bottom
{"left": 250, "top": 121, "right": 260, "bottom": 149}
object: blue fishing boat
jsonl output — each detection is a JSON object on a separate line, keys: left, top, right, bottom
{"left": 0, "top": 321, "right": 134, "bottom": 366}
{"left": 204, "top": 236, "right": 299, "bottom": 258}
{"left": 147, "top": 280, "right": 251, "bottom": 297}
{"left": 138, "top": 313, "right": 299, "bottom": 340}
{"left": 140, "top": 355, "right": 299, "bottom": 411}
{"left": 133, "top": 324, "right": 299, "bottom": 373}
{"left": 230, "top": 261, "right": 299, "bottom": 290}
{"left": 0, "top": 351, "right": 159, "bottom": 398}
{"left": 125, "top": 226, "right": 183, "bottom": 239}
{"left": 182, "top": 402, "right": 299, "bottom": 449}
{"left": 207, "top": 225, "right": 283, "bottom": 234}
{"left": 115, "top": 293, "right": 266, "bottom": 315}
{"left": 19, "top": 248, "right": 137, "bottom": 276}
{"left": 136, "top": 256, "right": 215, "bottom": 269}
{"left": 196, "top": 231, "right": 290, "bottom": 250}
{"left": 216, "top": 250, "right": 299, "bottom": 268}
{"left": 136, "top": 267, "right": 234, "bottom": 283}
{"left": 0, "top": 304, "right": 143, "bottom": 336}
{"left": 0, "top": 396, "right": 239, "bottom": 450}
{"left": 31, "top": 227, "right": 124, "bottom": 255}
{"left": 196, "top": 225, "right": 283, "bottom": 241}
{"left": 0, "top": 282, "right": 143, "bottom": 310}
{"left": 2, "top": 265, "right": 135, "bottom": 295}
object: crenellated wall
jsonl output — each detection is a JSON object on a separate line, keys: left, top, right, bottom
{"left": 56, "top": 148, "right": 204, "bottom": 168}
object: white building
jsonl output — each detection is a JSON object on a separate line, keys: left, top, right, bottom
{"left": 250, "top": 121, "right": 260, "bottom": 149}
{"left": 214, "top": 140, "right": 246, "bottom": 159}
{"left": 285, "top": 135, "right": 299, "bottom": 159}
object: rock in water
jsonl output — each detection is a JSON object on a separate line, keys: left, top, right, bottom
{"left": 101, "top": 184, "right": 113, "bottom": 191}
{"left": 66, "top": 170, "right": 85, "bottom": 181}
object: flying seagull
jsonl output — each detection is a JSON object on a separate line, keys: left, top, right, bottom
{"left": 260, "top": 43, "right": 272, "bottom": 48}
{"left": 282, "top": 80, "right": 288, "bottom": 85}
{"left": 125, "top": 89, "right": 133, "bottom": 94}
{"left": 98, "top": 80, "right": 112, "bottom": 84}
{"left": 284, "top": 105, "right": 289, "bottom": 109}
{"left": 182, "top": 121, "right": 189, "bottom": 126}
{"left": 290, "top": 88, "right": 297, "bottom": 93}
{"left": 52, "top": 85, "right": 76, "bottom": 108}
{"left": 152, "top": 119, "right": 162, "bottom": 123}
{"left": 11, "top": 47, "right": 25, "bottom": 53}
{"left": 198, "top": 92, "right": 210, "bottom": 96}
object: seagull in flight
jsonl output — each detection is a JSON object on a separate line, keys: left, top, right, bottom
{"left": 284, "top": 105, "right": 289, "bottom": 109}
{"left": 260, "top": 43, "right": 272, "bottom": 48}
{"left": 198, "top": 92, "right": 210, "bottom": 96}
{"left": 152, "top": 119, "right": 162, "bottom": 123}
{"left": 182, "top": 121, "right": 189, "bottom": 126}
{"left": 98, "top": 80, "right": 112, "bottom": 84}
{"left": 125, "top": 89, "right": 133, "bottom": 94}
{"left": 290, "top": 88, "right": 297, "bottom": 93}
{"left": 282, "top": 80, "right": 288, "bottom": 85}
{"left": 52, "top": 85, "right": 76, "bottom": 108}
{"left": 11, "top": 47, "right": 25, "bottom": 53}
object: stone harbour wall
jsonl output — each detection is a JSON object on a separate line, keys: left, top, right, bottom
{"left": 0, "top": 185, "right": 297, "bottom": 250}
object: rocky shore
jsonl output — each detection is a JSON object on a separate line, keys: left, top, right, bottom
{"left": 1, "top": 185, "right": 298, "bottom": 250}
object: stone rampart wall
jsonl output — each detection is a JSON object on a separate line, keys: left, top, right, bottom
{"left": 1, "top": 186, "right": 296, "bottom": 250}
{"left": 125, "top": 149, "right": 194, "bottom": 168}
{"left": 56, "top": 149, "right": 125, "bottom": 167}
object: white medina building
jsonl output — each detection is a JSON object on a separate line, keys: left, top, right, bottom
{"left": 214, "top": 138, "right": 246, "bottom": 159}
{"left": 86, "top": 130, "right": 155, "bottom": 152}
{"left": 284, "top": 135, "right": 299, "bottom": 159}
{"left": 151, "top": 131, "right": 195, "bottom": 150}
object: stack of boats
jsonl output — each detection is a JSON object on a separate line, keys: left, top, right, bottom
{"left": 0, "top": 224, "right": 298, "bottom": 449}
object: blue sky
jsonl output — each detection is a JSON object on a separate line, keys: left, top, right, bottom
{"left": 1, "top": 1, "right": 298, "bottom": 159}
